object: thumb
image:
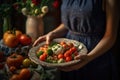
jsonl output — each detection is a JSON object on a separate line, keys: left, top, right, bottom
{"left": 74, "top": 54, "right": 87, "bottom": 60}
{"left": 32, "top": 36, "right": 45, "bottom": 47}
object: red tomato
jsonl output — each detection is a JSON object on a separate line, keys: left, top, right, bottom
{"left": 61, "top": 44, "right": 69, "bottom": 49}
{"left": 65, "top": 56, "right": 72, "bottom": 62}
{"left": 42, "top": 53, "right": 48, "bottom": 58}
{"left": 58, "top": 53, "right": 64, "bottom": 59}
{"left": 67, "top": 43, "right": 74, "bottom": 48}
{"left": 19, "top": 34, "right": 32, "bottom": 46}
{"left": 60, "top": 41, "right": 66, "bottom": 45}
{"left": 64, "top": 50, "right": 71, "bottom": 57}
{"left": 19, "top": 68, "right": 31, "bottom": 80}
{"left": 70, "top": 47, "right": 77, "bottom": 53}
{"left": 74, "top": 51, "right": 79, "bottom": 56}
{"left": 6, "top": 53, "right": 24, "bottom": 68}
{"left": 15, "top": 30, "right": 22, "bottom": 39}
{"left": 39, "top": 54, "right": 46, "bottom": 61}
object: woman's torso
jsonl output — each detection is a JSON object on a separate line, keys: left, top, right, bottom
{"left": 61, "top": 0, "right": 106, "bottom": 35}
{"left": 61, "top": 0, "right": 106, "bottom": 51}
{"left": 60, "top": 1, "right": 119, "bottom": 80}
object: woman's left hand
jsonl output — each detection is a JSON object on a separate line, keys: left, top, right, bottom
{"left": 58, "top": 54, "right": 91, "bottom": 72}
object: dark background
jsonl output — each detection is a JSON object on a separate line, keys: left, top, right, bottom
{"left": 0, "top": 0, "right": 120, "bottom": 77}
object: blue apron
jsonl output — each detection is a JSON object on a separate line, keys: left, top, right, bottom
{"left": 60, "top": 0, "right": 119, "bottom": 80}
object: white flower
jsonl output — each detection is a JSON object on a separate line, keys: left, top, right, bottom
{"left": 34, "top": 9, "right": 39, "bottom": 14}
{"left": 21, "top": 8, "right": 29, "bottom": 16}
{"left": 31, "top": 3, "right": 35, "bottom": 8}
{"left": 41, "top": 6, "right": 49, "bottom": 14}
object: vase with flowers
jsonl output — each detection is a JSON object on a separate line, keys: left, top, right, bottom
{"left": 14, "top": 0, "right": 60, "bottom": 42}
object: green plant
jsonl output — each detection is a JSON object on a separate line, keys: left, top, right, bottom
{"left": 13, "top": 0, "right": 60, "bottom": 17}
{"left": 0, "top": 4, "right": 12, "bottom": 18}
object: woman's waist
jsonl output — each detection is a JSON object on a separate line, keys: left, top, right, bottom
{"left": 68, "top": 30, "right": 104, "bottom": 36}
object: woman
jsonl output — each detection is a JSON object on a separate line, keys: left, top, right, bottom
{"left": 33, "top": 0, "right": 119, "bottom": 80}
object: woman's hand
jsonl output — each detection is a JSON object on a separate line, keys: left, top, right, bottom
{"left": 33, "top": 24, "right": 68, "bottom": 47}
{"left": 58, "top": 54, "right": 92, "bottom": 72}
{"left": 33, "top": 31, "right": 55, "bottom": 46}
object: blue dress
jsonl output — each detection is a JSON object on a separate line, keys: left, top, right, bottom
{"left": 60, "top": 0, "right": 119, "bottom": 80}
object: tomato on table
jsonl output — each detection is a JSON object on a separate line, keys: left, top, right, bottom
{"left": 19, "top": 68, "right": 31, "bottom": 80}
{"left": 3, "top": 30, "right": 11, "bottom": 41}
{"left": 4, "top": 33, "right": 19, "bottom": 48}
{"left": 15, "top": 30, "right": 22, "bottom": 39}
{"left": 6, "top": 53, "right": 24, "bottom": 68}
{"left": 3, "top": 30, "right": 23, "bottom": 48}
{"left": 19, "top": 34, "right": 32, "bottom": 46}
{"left": 22, "top": 58, "right": 32, "bottom": 67}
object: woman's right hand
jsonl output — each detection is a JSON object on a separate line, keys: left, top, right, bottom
{"left": 33, "top": 24, "right": 67, "bottom": 47}
{"left": 32, "top": 31, "right": 55, "bottom": 46}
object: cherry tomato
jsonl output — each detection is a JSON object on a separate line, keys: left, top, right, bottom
{"left": 61, "top": 44, "right": 69, "bottom": 49}
{"left": 60, "top": 41, "right": 66, "bottom": 45}
{"left": 42, "top": 53, "right": 48, "bottom": 58}
{"left": 58, "top": 53, "right": 64, "bottom": 59}
{"left": 38, "top": 47, "right": 44, "bottom": 51}
{"left": 64, "top": 50, "right": 71, "bottom": 57}
{"left": 67, "top": 42, "right": 74, "bottom": 48}
{"left": 74, "top": 51, "right": 79, "bottom": 56}
{"left": 70, "top": 47, "right": 77, "bottom": 53}
{"left": 19, "top": 34, "right": 32, "bottom": 46}
{"left": 65, "top": 56, "right": 72, "bottom": 62}
{"left": 39, "top": 54, "right": 46, "bottom": 61}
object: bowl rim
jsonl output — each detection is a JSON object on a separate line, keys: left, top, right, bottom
{"left": 28, "top": 38, "right": 88, "bottom": 67}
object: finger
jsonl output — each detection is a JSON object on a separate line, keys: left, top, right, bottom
{"left": 74, "top": 54, "right": 87, "bottom": 60}
{"left": 32, "top": 36, "right": 45, "bottom": 46}
{"left": 32, "top": 38, "right": 41, "bottom": 47}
